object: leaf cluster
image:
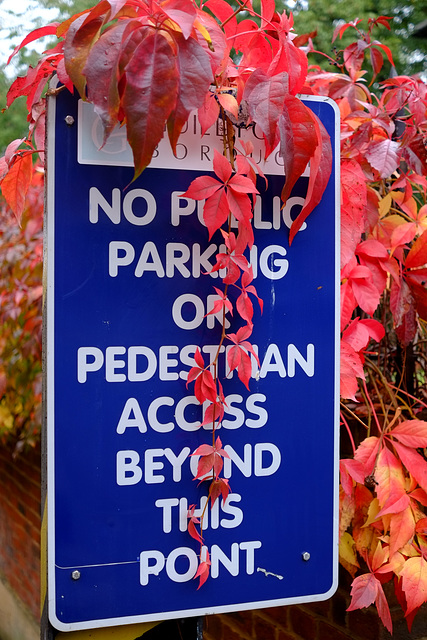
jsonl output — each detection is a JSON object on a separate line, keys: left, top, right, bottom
{"left": 0, "top": 169, "right": 43, "bottom": 452}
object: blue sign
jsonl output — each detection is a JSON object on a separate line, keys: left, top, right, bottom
{"left": 47, "top": 86, "right": 340, "bottom": 631}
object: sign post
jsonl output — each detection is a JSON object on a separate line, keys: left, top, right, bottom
{"left": 46, "top": 86, "right": 340, "bottom": 632}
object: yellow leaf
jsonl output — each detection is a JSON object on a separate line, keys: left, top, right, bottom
{"left": 340, "top": 488, "right": 355, "bottom": 538}
{"left": 217, "top": 92, "right": 239, "bottom": 118}
{"left": 340, "top": 531, "right": 359, "bottom": 577}
{"left": 400, "top": 555, "right": 427, "bottom": 614}
{"left": 194, "top": 18, "right": 212, "bottom": 47}
{"left": 372, "top": 539, "right": 388, "bottom": 572}
{"left": 0, "top": 401, "right": 14, "bottom": 431}
{"left": 379, "top": 193, "right": 392, "bottom": 218}
{"left": 363, "top": 497, "right": 380, "bottom": 527}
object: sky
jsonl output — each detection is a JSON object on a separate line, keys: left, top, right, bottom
{"left": 0, "top": 0, "right": 57, "bottom": 75}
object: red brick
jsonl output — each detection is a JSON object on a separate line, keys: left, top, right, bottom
{"left": 0, "top": 442, "right": 41, "bottom": 621}
{"left": 347, "top": 607, "right": 383, "bottom": 640}
{"left": 227, "top": 610, "right": 254, "bottom": 636}
{"left": 318, "top": 621, "right": 354, "bottom": 640}
{"left": 331, "top": 591, "right": 349, "bottom": 627}
{"left": 277, "top": 631, "right": 299, "bottom": 640}
{"left": 222, "top": 627, "right": 248, "bottom": 640}
{"left": 289, "top": 606, "right": 317, "bottom": 639}
{"left": 304, "top": 598, "right": 331, "bottom": 619}
{"left": 23, "top": 505, "right": 41, "bottom": 531}
{"left": 261, "top": 606, "right": 290, "bottom": 629}
{"left": 253, "top": 614, "right": 278, "bottom": 639}
{"left": 205, "top": 614, "right": 224, "bottom": 640}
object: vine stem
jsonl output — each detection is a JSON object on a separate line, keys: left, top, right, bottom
{"left": 362, "top": 377, "right": 382, "bottom": 436}
{"left": 388, "top": 384, "right": 427, "bottom": 411}
{"left": 195, "top": 138, "right": 236, "bottom": 550}
{"left": 340, "top": 411, "right": 356, "bottom": 455}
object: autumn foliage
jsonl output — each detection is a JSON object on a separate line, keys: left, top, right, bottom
{"left": 1, "top": 0, "right": 427, "bottom": 630}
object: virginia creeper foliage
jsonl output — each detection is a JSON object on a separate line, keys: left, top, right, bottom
{"left": 1, "top": 1, "right": 427, "bottom": 630}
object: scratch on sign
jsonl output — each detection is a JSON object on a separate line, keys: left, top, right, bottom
{"left": 257, "top": 567, "right": 284, "bottom": 580}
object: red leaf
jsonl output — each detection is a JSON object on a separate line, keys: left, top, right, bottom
{"left": 64, "top": 13, "right": 103, "bottom": 97}
{"left": 236, "top": 291, "right": 254, "bottom": 324}
{"left": 228, "top": 173, "right": 259, "bottom": 195}
{"left": 372, "top": 42, "right": 395, "bottom": 67}
{"left": 388, "top": 506, "right": 415, "bottom": 558}
{"left": 260, "top": 0, "right": 275, "bottom": 27}
{"left": 199, "top": 369, "right": 218, "bottom": 404}
{"left": 342, "top": 318, "right": 384, "bottom": 352}
{"left": 289, "top": 114, "right": 332, "bottom": 245}
{"left": 167, "top": 33, "right": 214, "bottom": 153}
{"left": 399, "top": 556, "right": 427, "bottom": 616}
{"left": 340, "top": 341, "right": 364, "bottom": 401}
{"left": 194, "top": 347, "right": 204, "bottom": 369}
{"left": 406, "top": 229, "right": 427, "bottom": 269}
{"left": 347, "top": 572, "right": 380, "bottom": 610}
{"left": 393, "top": 441, "right": 427, "bottom": 494}
{"left": 340, "top": 160, "right": 367, "bottom": 268}
{"left": 391, "top": 222, "right": 417, "bottom": 250}
{"left": 375, "top": 580, "right": 393, "bottom": 633}
{"left": 188, "top": 519, "right": 202, "bottom": 544}
{"left": 410, "top": 488, "right": 427, "bottom": 508}
{"left": 365, "top": 139, "right": 401, "bottom": 179}
{"left": 341, "top": 279, "right": 357, "bottom": 331}
{"left": 187, "top": 505, "right": 203, "bottom": 544}
{"left": 245, "top": 284, "right": 263, "bottom": 314}
{"left": 183, "top": 175, "right": 221, "bottom": 200}
{"left": 227, "top": 345, "right": 252, "bottom": 389}
{"left": 203, "top": 188, "right": 230, "bottom": 239}
{"left": 198, "top": 92, "right": 220, "bottom": 135}
{"left": 354, "top": 436, "right": 380, "bottom": 477}
{"left": 341, "top": 458, "right": 366, "bottom": 486}
{"left": 390, "top": 277, "right": 417, "bottom": 344}
{"left": 194, "top": 550, "right": 211, "bottom": 589}
{"left": 243, "top": 70, "right": 289, "bottom": 156}
{"left": 210, "top": 477, "right": 231, "bottom": 506}
{"left": 7, "top": 24, "right": 60, "bottom": 65}
{"left": 369, "top": 46, "right": 384, "bottom": 83}
{"left": 206, "top": 290, "right": 233, "bottom": 318}
{"left": 83, "top": 20, "right": 129, "bottom": 139}
{"left": 343, "top": 40, "right": 368, "bottom": 76}
{"left": 4, "top": 139, "right": 25, "bottom": 164}
{"left": 204, "top": 0, "right": 237, "bottom": 40}
{"left": 160, "top": 0, "right": 197, "bottom": 39}
{"left": 122, "top": 29, "right": 179, "bottom": 179}
{"left": 268, "top": 38, "right": 307, "bottom": 95}
{"left": 201, "top": 401, "right": 224, "bottom": 428}
{"left": 348, "top": 266, "right": 381, "bottom": 316}
{"left": 332, "top": 19, "right": 362, "bottom": 42}
{"left": 213, "top": 150, "right": 232, "bottom": 184}
{"left": 193, "top": 436, "right": 229, "bottom": 479}
{"left": 357, "top": 239, "right": 389, "bottom": 259}
{"left": 391, "top": 420, "right": 427, "bottom": 449}
{"left": 0, "top": 153, "right": 33, "bottom": 223}
{"left": 375, "top": 445, "right": 407, "bottom": 510}
{"left": 226, "top": 190, "right": 253, "bottom": 228}
{"left": 279, "top": 94, "right": 317, "bottom": 204}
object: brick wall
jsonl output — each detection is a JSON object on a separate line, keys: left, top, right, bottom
{"left": 0, "top": 443, "right": 41, "bottom": 621}
{"left": 203, "top": 573, "right": 427, "bottom": 640}
{"left": 0, "top": 444, "right": 426, "bottom": 640}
